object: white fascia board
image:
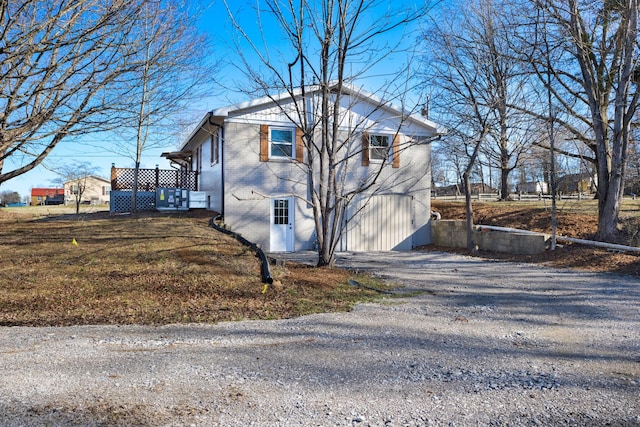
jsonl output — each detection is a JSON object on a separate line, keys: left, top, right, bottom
{"left": 210, "top": 86, "right": 314, "bottom": 117}
{"left": 182, "top": 83, "right": 446, "bottom": 149}
{"left": 180, "top": 114, "right": 211, "bottom": 151}
{"left": 340, "top": 83, "right": 446, "bottom": 135}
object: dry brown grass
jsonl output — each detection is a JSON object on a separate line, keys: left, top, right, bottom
{"left": 0, "top": 209, "right": 388, "bottom": 327}
{"left": 430, "top": 200, "right": 640, "bottom": 277}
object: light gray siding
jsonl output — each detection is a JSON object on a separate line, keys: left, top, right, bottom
{"left": 188, "top": 124, "right": 223, "bottom": 212}
{"left": 223, "top": 122, "right": 316, "bottom": 252}
{"left": 221, "top": 120, "right": 432, "bottom": 252}
{"left": 186, "top": 89, "right": 436, "bottom": 252}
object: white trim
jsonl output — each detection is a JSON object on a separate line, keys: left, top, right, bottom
{"left": 268, "top": 126, "right": 296, "bottom": 160}
{"left": 181, "top": 83, "right": 446, "bottom": 151}
{"left": 368, "top": 133, "right": 392, "bottom": 163}
{"left": 209, "top": 82, "right": 444, "bottom": 132}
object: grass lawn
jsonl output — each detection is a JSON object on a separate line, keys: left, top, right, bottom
{"left": 0, "top": 207, "right": 390, "bottom": 327}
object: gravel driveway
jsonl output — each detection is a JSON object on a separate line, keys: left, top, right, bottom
{"left": 1, "top": 251, "right": 639, "bottom": 426}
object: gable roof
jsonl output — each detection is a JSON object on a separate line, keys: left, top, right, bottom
{"left": 181, "top": 83, "right": 445, "bottom": 151}
{"left": 31, "top": 188, "right": 64, "bottom": 197}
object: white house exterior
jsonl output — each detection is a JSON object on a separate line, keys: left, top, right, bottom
{"left": 64, "top": 175, "right": 111, "bottom": 205}
{"left": 166, "top": 84, "right": 444, "bottom": 252}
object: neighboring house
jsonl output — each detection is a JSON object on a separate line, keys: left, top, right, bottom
{"left": 556, "top": 173, "right": 597, "bottom": 194}
{"left": 516, "top": 181, "right": 548, "bottom": 194}
{"left": 64, "top": 175, "right": 111, "bottom": 205}
{"left": 30, "top": 188, "right": 65, "bottom": 206}
{"left": 164, "top": 84, "right": 444, "bottom": 252}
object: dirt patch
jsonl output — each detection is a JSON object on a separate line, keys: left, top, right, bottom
{"left": 430, "top": 200, "right": 640, "bottom": 277}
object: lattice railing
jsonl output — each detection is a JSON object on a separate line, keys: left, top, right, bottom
{"left": 110, "top": 166, "right": 197, "bottom": 191}
{"left": 110, "top": 191, "right": 156, "bottom": 213}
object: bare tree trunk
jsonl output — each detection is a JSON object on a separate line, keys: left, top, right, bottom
{"left": 500, "top": 149, "right": 510, "bottom": 200}
{"left": 537, "top": 0, "right": 640, "bottom": 242}
{"left": 464, "top": 138, "right": 483, "bottom": 253}
{"left": 132, "top": 162, "right": 140, "bottom": 213}
{"left": 463, "top": 170, "right": 476, "bottom": 252}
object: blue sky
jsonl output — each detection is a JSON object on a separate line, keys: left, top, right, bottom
{"left": 1, "top": 0, "right": 430, "bottom": 200}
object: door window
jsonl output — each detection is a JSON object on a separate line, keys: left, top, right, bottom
{"left": 273, "top": 199, "right": 289, "bottom": 224}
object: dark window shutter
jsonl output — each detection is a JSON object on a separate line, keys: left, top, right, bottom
{"left": 260, "top": 124, "right": 269, "bottom": 162}
{"left": 392, "top": 134, "right": 400, "bottom": 168}
{"left": 296, "top": 128, "right": 304, "bottom": 162}
{"left": 362, "top": 132, "right": 370, "bottom": 167}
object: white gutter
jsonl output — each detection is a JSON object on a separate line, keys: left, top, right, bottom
{"left": 475, "top": 225, "right": 640, "bottom": 253}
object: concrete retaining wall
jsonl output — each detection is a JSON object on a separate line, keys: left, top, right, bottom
{"left": 431, "top": 220, "right": 549, "bottom": 255}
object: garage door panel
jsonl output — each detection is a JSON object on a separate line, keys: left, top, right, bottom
{"left": 344, "top": 194, "right": 413, "bottom": 251}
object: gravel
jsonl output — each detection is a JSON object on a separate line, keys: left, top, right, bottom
{"left": 1, "top": 251, "right": 639, "bottom": 426}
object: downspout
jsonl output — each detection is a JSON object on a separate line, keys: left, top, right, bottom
{"left": 208, "top": 112, "right": 224, "bottom": 216}
{"left": 221, "top": 125, "right": 225, "bottom": 216}
{"left": 209, "top": 215, "right": 273, "bottom": 285}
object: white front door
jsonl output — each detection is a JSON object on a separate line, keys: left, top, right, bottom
{"left": 270, "top": 197, "right": 294, "bottom": 252}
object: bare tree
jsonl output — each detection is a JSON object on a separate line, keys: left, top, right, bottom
{"left": 522, "top": 0, "right": 640, "bottom": 241}
{"left": 225, "top": 0, "right": 435, "bottom": 266}
{"left": 422, "top": 0, "right": 514, "bottom": 251}
{"left": 0, "top": 190, "right": 20, "bottom": 206}
{"left": 422, "top": 0, "right": 534, "bottom": 203}
{"left": 112, "top": 0, "right": 215, "bottom": 212}
{"left": 0, "top": 0, "right": 163, "bottom": 186}
{"left": 55, "top": 162, "right": 100, "bottom": 215}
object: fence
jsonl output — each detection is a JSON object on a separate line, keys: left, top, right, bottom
{"left": 110, "top": 191, "right": 156, "bottom": 213}
{"left": 110, "top": 165, "right": 197, "bottom": 192}
{"left": 109, "top": 165, "right": 197, "bottom": 213}
{"left": 432, "top": 192, "right": 599, "bottom": 202}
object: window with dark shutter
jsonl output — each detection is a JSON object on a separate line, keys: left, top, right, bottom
{"left": 369, "top": 135, "right": 390, "bottom": 161}
{"left": 260, "top": 124, "right": 298, "bottom": 161}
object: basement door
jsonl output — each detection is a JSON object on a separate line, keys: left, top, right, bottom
{"left": 343, "top": 194, "right": 413, "bottom": 251}
{"left": 270, "top": 197, "right": 294, "bottom": 252}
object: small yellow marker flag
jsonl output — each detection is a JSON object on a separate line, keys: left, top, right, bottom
{"left": 261, "top": 284, "right": 268, "bottom": 294}
{"left": 72, "top": 238, "right": 78, "bottom": 246}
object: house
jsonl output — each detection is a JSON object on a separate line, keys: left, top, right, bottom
{"left": 64, "top": 175, "right": 111, "bottom": 205}
{"left": 556, "top": 172, "right": 596, "bottom": 194}
{"left": 164, "top": 84, "right": 444, "bottom": 252}
{"left": 30, "top": 188, "right": 65, "bottom": 206}
{"left": 516, "top": 181, "right": 548, "bottom": 194}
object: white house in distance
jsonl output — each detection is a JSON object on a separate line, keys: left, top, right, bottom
{"left": 164, "top": 84, "right": 444, "bottom": 252}
{"left": 64, "top": 175, "right": 111, "bottom": 206}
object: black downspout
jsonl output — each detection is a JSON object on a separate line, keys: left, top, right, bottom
{"left": 208, "top": 112, "right": 224, "bottom": 216}
{"left": 209, "top": 216, "right": 273, "bottom": 285}
{"left": 221, "top": 125, "right": 225, "bottom": 216}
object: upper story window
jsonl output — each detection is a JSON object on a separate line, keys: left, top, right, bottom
{"left": 270, "top": 127, "right": 295, "bottom": 159}
{"left": 362, "top": 132, "right": 400, "bottom": 168}
{"left": 260, "top": 124, "right": 303, "bottom": 162}
{"left": 369, "top": 134, "right": 390, "bottom": 161}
